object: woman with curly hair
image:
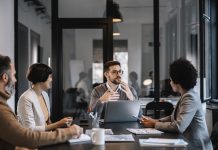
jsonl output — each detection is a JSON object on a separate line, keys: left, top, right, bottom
{"left": 141, "top": 58, "right": 212, "bottom": 149}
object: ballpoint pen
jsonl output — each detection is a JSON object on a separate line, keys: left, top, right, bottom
{"left": 89, "top": 112, "right": 95, "bottom": 119}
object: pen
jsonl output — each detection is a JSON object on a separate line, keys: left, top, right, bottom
{"left": 89, "top": 112, "right": 95, "bottom": 119}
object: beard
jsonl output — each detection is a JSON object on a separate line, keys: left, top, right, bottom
{"left": 109, "top": 77, "right": 121, "bottom": 85}
{"left": 5, "top": 78, "right": 15, "bottom": 96}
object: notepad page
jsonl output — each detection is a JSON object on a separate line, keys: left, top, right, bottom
{"left": 139, "top": 138, "right": 188, "bottom": 147}
{"left": 145, "top": 138, "right": 180, "bottom": 144}
{"left": 68, "top": 134, "right": 91, "bottom": 143}
{"left": 105, "top": 134, "right": 135, "bottom": 142}
{"left": 127, "top": 128, "right": 163, "bottom": 134}
{"left": 85, "top": 129, "right": 113, "bottom": 136}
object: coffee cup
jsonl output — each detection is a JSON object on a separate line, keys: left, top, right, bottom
{"left": 91, "top": 128, "right": 105, "bottom": 145}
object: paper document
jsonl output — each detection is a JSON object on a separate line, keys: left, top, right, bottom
{"left": 139, "top": 138, "right": 188, "bottom": 147}
{"left": 68, "top": 134, "right": 91, "bottom": 143}
{"left": 85, "top": 129, "right": 114, "bottom": 136}
{"left": 109, "top": 100, "right": 118, "bottom": 101}
{"left": 127, "top": 128, "right": 163, "bottom": 135}
{"left": 105, "top": 134, "right": 135, "bottom": 142}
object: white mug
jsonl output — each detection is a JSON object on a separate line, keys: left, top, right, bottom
{"left": 91, "top": 128, "right": 105, "bottom": 145}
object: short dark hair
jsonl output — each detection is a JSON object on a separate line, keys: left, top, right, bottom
{"left": 170, "top": 58, "right": 197, "bottom": 90}
{"left": 27, "top": 63, "right": 52, "bottom": 84}
{"left": 0, "top": 55, "right": 11, "bottom": 76}
{"left": 104, "top": 61, "right": 120, "bottom": 72}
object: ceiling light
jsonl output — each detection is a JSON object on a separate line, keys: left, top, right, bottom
{"left": 112, "top": 2, "right": 123, "bottom": 23}
{"left": 113, "top": 24, "right": 120, "bottom": 36}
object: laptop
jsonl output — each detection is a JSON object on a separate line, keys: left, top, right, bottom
{"left": 104, "top": 100, "right": 141, "bottom": 123}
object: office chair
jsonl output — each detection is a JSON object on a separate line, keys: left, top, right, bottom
{"left": 211, "top": 121, "right": 218, "bottom": 149}
{"left": 63, "top": 88, "right": 81, "bottom": 118}
{"left": 145, "top": 101, "right": 174, "bottom": 119}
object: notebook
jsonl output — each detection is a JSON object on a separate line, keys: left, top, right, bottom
{"left": 85, "top": 129, "right": 114, "bottom": 136}
{"left": 104, "top": 101, "right": 141, "bottom": 123}
{"left": 139, "top": 138, "right": 188, "bottom": 147}
{"left": 68, "top": 134, "right": 91, "bottom": 143}
{"left": 127, "top": 128, "right": 163, "bottom": 135}
{"left": 105, "top": 134, "right": 135, "bottom": 142}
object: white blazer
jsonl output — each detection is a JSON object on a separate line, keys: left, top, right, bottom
{"left": 17, "top": 88, "right": 50, "bottom": 131}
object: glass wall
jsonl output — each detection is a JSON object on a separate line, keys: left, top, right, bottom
{"left": 53, "top": 0, "right": 213, "bottom": 120}
{"left": 113, "top": 0, "right": 154, "bottom": 99}
{"left": 62, "top": 29, "right": 103, "bottom": 118}
{"left": 203, "top": 0, "right": 212, "bottom": 100}
{"left": 17, "top": 0, "right": 52, "bottom": 98}
{"left": 58, "top": 0, "right": 106, "bottom": 18}
{"left": 159, "top": 0, "right": 200, "bottom": 101}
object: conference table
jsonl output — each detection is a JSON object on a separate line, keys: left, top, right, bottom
{"left": 39, "top": 120, "right": 195, "bottom": 150}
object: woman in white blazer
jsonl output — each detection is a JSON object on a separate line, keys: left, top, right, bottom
{"left": 17, "top": 63, "right": 72, "bottom": 131}
{"left": 141, "top": 58, "right": 213, "bottom": 150}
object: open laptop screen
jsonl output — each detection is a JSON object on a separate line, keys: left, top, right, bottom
{"left": 104, "top": 100, "right": 140, "bottom": 123}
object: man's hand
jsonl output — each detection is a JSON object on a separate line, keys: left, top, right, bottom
{"left": 69, "top": 124, "right": 83, "bottom": 138}
{"left": 99, "top": 90, "right": 120, "bottom": 103}
{"left": 120, "top": 81, "right": 134, "bottom": 100}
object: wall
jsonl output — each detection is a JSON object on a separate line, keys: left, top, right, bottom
{"left": 62, "top": 30, "right": 75, "bottom": 90}
{"left": 18, "top": 0, "right": 51, "bottom": 65}
{"left": 114, "top": 24, "right": 142, "bottom": 85}
{"left": 74, "top": 26, "right": 142, "bottom": 85}
{"left": 58, "top": 0, "right": 106, "bottom": 18}
{"left": 75, "top": 29, "right": 102, "bottom": 72}
{"left": 0, "top": 0, "right": 15, "bottom": 110}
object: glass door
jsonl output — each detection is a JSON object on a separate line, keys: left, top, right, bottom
{"left": 62, "top": 28, "right": 103, "bottom": 119}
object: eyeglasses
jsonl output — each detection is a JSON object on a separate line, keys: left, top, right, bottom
{"left": 110, "top": 70, "right": 124, "bottom": 75}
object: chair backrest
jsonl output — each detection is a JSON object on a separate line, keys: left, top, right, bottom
{"left": 64, "top": 88, "right": 80, "bottom": 108}
{"left": 64, "top": 88, "right": 88, "bottom": 118}
{"left": 211, "top": 121, "right": 218, "bottom": 149}
{"left": 145, "top": 101, "right": 174, "bottom": 119}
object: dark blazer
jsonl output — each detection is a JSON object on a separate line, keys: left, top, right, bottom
{"left": 155, "top": 89, "right": 213, "bottom": 150}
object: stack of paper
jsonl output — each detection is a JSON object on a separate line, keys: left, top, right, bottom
{"left": 127, "top": 128, "right": 163, "bottom": 135}
{"left": 68, "top": 134, "right": 91, "bottom": 143}
{"left": 139, "top": 138, "right": 188, "bottom": 147}
{"left": 85, "top": 129, "right": 114, "bottom": 136}
{"left": 105, "top": 134, "right": 135, "bottom": 142}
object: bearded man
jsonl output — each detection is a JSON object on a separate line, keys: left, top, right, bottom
{"left": 0, "top": 55, "right": 82, "bottom": 150}
{"left": 89, "top": 61, "right": 138, "bottom": 118}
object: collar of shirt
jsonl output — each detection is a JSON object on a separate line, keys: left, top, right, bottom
{"left": 106, "top": 82, "right": 121, "bottom": 93}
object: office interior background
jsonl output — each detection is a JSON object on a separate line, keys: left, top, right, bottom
{"left": 0, "top": 0, "right": 217, "bottom": 135}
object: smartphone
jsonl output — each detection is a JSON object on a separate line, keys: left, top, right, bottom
{"left": 132, "top": 115, "right": 141, "bottom": 121}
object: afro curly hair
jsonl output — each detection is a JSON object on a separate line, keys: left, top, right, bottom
{"left": 170, "top": 58, "right": 197, "bottom": 90}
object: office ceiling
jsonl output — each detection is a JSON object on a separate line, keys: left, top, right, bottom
{"left": 115, "top": 0, "right": 170, "bottom": 7}
{"left": 58, "top": 0, "right": 172, "bottom": 23}
{"left": 31, "top": 0, "right": 175, "bottom": 24}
